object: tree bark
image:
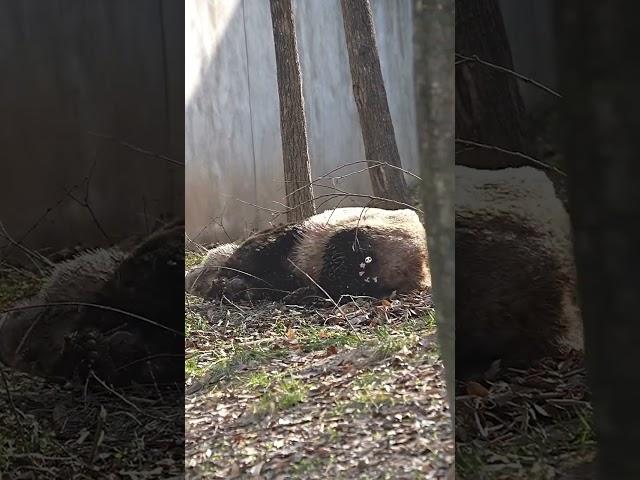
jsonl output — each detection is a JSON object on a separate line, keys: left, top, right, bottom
{"left": 269, "top": 0, "right": 315, "bottom": 223}
{"left": 557, "top": 3, "right": 640, "bottom": 479}
{"left": 414, "top": 0, "right": 455, "bottom": 422}
{"left": 455, "top": 0, "right": 527, "bottom": 169}
{"left": 340, "top": 0, "right": 410, "bottom": 208}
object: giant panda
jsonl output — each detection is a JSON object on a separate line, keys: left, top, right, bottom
{"left": 0, "top": 220, "right": 184, "bottom": 386}
{"left": 186, "top": 207, "right": 431, "bottom": 302}
{"left": 455, "top": 166, "right": 582, "bottom": 377}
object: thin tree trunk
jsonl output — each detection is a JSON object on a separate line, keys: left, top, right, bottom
{"left": 414, "top": 0, "right": 455, "bottom": 432}
{"left": 340, "top": 0, "right": 410, "bottom": 208}
{"left": 456, "top": 0, "right": 527, "bottom": 169}
{"left": 269, "top": 0, "right": 315, "bottom": 223}
{"left": 558, "top": 3, "right": 640, "bottom": 479}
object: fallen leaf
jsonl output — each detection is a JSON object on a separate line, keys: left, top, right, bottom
{"left": 228, "top": 463, "right": 241, "bottom": 478}
{"left": 250, "top": 461, "right": 264, "bottom": 476}
{"left": 466, "top": 381, "right": 490, "bottom": 397}
{"left": 483, "top": 359, "right": 502, "bottom": 380}
{"left": 326, "top": 345, "right": 338, "bottom": 356}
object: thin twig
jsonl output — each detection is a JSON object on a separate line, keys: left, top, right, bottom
{"left": 88, "top": 131, "right": 184, "bottom": 167}
{"left": 455, "top": 53, "right": 562, "bottom": 99}
{"left": 283, "top": 160, "right": 422, "bottom": 203}
{"left": 88, "top": 405, "right": 106, "bottom": 465}
{"left": 0, "top": 222, "right": 54, "bottom": 270}
{"left": 2, "top": 302, "right": 183, "bottom": 343}
{"left": 455, "top": 138, "right": 567, "bottom": 177}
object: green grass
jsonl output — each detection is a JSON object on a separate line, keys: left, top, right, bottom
{"left": 0, "top": 270, "right": 44, "bottom": 309}
{"left": 290, "top": 457, "right": 330, "bottom": 477}
{"left": 351, "top": 371, "right": 393, "bottom": 409}
{"left": 297, "top": 325, "right": 363, "bottom": 352}
{"left": 187, "top": 343, "right": 289, "bottom": 385}
{"left": 185, "top": 250, "right": 205, "bottom": 269}
{"left": 456, "top": 405, "right": 596, "bottom": 480}
{"left": 253, "top": 375, "right": 308, "bottom": 415}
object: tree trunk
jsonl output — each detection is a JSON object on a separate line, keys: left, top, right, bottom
{"left": 557, "top": 3, "right": 640, "bottom": 479}
{"left": 340, "top": 0, "right": 410, "bottom": 208}
{"left": 414, "top": 0, "right": 455, "bottom": 422}
{"left": 455, "top": 0, "right": 527, "bottom": 169}
{"left": 269, "top": 0, "right": 315, "bottom": 223}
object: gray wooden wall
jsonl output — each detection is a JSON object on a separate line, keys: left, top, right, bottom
{"left": 185, "top": 0, "right": 419, "bottom": 245}
{"left": 499, "top": 0, "right": 557, "bottom": 112}
{"left": 0, "top": 0, "right": 183, "bottom": 257}
{"left": 2, "top": 0, "right": 556, "bottom": 253}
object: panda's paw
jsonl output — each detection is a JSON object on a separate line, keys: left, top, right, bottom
{"left": 61, "top": 328, "right": 118, "bottom": 386}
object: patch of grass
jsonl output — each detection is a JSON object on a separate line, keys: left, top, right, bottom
{"left": 456, "top": 406, "right": 597, "bottom": 480}
{"left": 0, "top": 270, "right": 45, "bottom": 309}
{"left": 290, "top": 456, "right": 329, "bottom": 477}
{"left": 185, "top": 250, "right": 205, "bottom": 269}
{"left": 185, "top": 345, "right": 288, "bottom": 384}
{"left": 0, "top": 404, "right": 67, "bottom": 473}
{"left": 254, "top": 376, "right": 308, "bottom": 415}
{"left": 351, "top": 371, "right": 393, "bottom": 410}
{"left": 185, "top": 355, "right": 207, "bottom": 377}
{"left": 372, "top": 328, "right": 416, "bottom": 358}
{"left": 298, "top": 325, "right": 363, "bottom": 352}
{"left": 456, "top": 446, "right": 489, "bottom": 480}
{"left": 184, "top": 303, "right": 209, "bottom": 335}
{"left": 246, "top": 370, "right": 273, "bottom": 391}
{"left": 573, "top": 406, "right": 595, "bottom": 445}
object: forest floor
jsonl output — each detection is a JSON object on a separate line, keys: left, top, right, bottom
{"left": 184, "top": 252, "right": 453, "bottom": 479}
{"left": 451, "top": 103, "right": 597, "bottom": 480}
{"left": 455, "top": 352, "right": 596, "bottom": 480}
{"left": 0, "top": 267, "right": 184, "bottom": 479}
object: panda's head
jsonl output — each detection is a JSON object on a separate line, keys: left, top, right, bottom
{"left": 185, "top": 242, "right": 239, "bottom": 297}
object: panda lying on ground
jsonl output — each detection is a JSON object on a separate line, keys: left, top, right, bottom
{"left": 0, "top": 220, "right": 184, "bottom": 386}
{"left": 186, "top": 207, "right": 431, "bottom": 303}
{"left": 455, "top": 166, "right": 583, "bottom": 377}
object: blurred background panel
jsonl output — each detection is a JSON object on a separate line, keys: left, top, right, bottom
{"left": 0, "top": 0, "right": 184, "bottom": 256}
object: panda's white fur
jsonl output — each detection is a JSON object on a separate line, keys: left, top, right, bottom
{"left": 290, "top": 207, "right": 430, "bottom": 291}
{"left": 455, "top": 166, "right": 583, "bottom": 373}
{"left": 186, "top": 207, "right": 430, "bottom": 299}
{"left": 40, "top": 248, "right": 127, "bottom": 302}
{"left": 0, "top": 247, "right": 126, "bottom": 372}
{"left": 185, "top": 242, "right": 239, "bottom": 297}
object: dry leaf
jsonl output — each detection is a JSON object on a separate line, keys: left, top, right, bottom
{"left": 466, "top": 381, "right": 490, "bottom": 397}
{"left": 532, "top": 403, "right": 551, "bottom": 417}
{"left": 483, "top": 359, "right": 502, "bottom": 380}
{"left": 250, "top": 461, "right": 264, "bottom": 476}
{"left": 228, "top": 463, "right": 241, "bottom": 478}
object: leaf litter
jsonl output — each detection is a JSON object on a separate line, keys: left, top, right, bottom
{"left": 456, "top": 351, "right": 596, "bottom": 480}
{"left": 185, "top": 289, "right": 453, "bottom": 479}
{"left": 0, "top": 269, "right": 184, "bottom": 478}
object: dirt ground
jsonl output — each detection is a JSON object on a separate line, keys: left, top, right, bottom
{"left": 185, "top": 250, "right": 453, "bottom": 479}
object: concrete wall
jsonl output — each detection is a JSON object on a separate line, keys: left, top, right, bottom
{"left": 0, "top": 0, "right": 184, "bottom": 257}
{"left": 185, "top": 0, "right": 419, "bottom": 244}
